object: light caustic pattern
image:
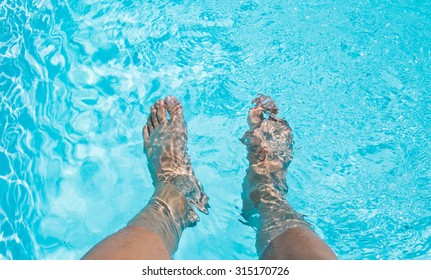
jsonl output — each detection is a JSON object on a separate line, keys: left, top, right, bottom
{"left": 1, "top": 0, "right": 431, "bottom": 259}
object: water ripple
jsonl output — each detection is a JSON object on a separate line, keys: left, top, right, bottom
{"left": 1, "top": 0, "right": 430, "bottom": 259}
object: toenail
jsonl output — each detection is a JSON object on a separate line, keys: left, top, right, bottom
{"left": 165, "top": 96, "right": 176, "bottom": 106}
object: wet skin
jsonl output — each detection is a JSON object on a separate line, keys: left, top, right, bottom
{"left": 143, "top": 97, "right": 208, "bottom": 217}
{"left": 82, "top": 95, "right": 337, "bottom": 260}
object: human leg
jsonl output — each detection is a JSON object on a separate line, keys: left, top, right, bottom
{"left": 241, "top": 95, "right": 337, "bottom": 260}
{"left": 82, "top": 96, "right": 208, "bottom": 260}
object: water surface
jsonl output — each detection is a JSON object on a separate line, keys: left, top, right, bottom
{"left": 1, "top": 0, "right": 430, "bottom": 259}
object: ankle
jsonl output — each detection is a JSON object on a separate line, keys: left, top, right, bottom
{"left": 156, "top": 173, "right": 198, "bottom": 190}
{"left": 128, "top": 184, "right": 196, "bottom": 256}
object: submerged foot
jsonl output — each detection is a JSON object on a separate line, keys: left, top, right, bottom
{"left": 129, "top": 96, "right": 209, "bottom": 255}
{"left": 241, "top": 95, "right": 293, "bottom": 218}
{"left": 143, "top": 96, "right": 209, "bottom": 219}
{"left": 241, "top": 95, "right": 308, "bottom": 256}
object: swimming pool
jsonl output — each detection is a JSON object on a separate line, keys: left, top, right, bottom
{"left": 1, "top": 0, "right": 430, "bottom": 260}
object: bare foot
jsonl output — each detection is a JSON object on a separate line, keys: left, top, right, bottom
{"left": 241, "top": 95, "right": 293, "bottom": 218}
{"left": 143, "top": 96, "right": 209, "bottom": 219}
{"left": 241, "top": 95, "right": 308, "bottom": 256}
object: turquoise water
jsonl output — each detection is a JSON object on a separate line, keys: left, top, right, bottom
{"left": 1, "top": 0, "right": 430, "bottom": 260}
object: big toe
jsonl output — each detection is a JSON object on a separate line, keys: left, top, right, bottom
{"left": 252, "top": 94, "right": 279, "bottom": 115}
{"left": 247, "top": 106, "right": 264, "bottom": 129}
{"left": 155, "top": 99, "right": 168, "bottom": 125}
{"left": 165, "top": 96, "right": 184, "bottom": 123}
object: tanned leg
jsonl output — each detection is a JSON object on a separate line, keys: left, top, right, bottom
{"left": 82, "top": 96, "right": 208, "bottom": 260}
{"left": 241, "top": 95, "right": 337, "bottom": 260}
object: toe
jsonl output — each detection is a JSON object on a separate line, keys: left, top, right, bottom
{"left": 252, "top": 94, "right": 279, "bottom": 115}
{"left": 165, "top": 96, "right": 184, "bottom": 122}
{"left": 247, "top": 106, "right": 264, "bottom": 129}
{"left": 155, "top": 99, "right": 168, "bottom": 125}
{"left": 150, "top": 105, "right": 159, "bottom": 127}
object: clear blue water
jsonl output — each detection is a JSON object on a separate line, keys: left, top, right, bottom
{"left": 1, "top": 0, "right": 430, "bottom": 260}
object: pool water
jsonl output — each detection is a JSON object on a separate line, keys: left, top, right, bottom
{"left": 1, "top": 0, "right": 430, "bottom": 260}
